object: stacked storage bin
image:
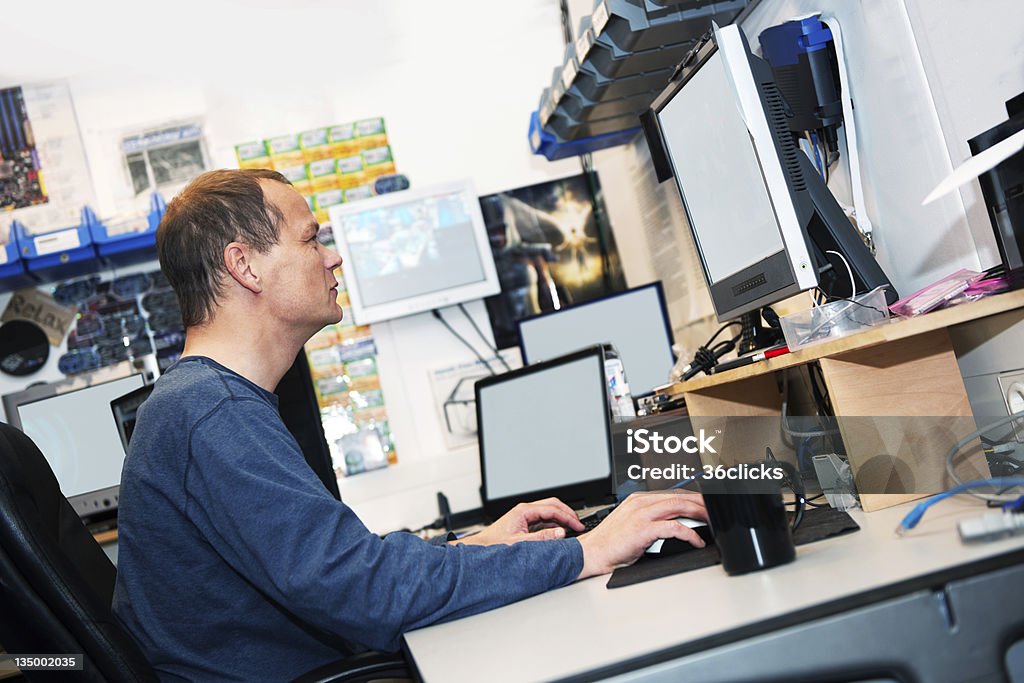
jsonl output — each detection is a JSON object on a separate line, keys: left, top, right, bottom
{"left": 531, "top": 0, "right": 748, "bottom": 160}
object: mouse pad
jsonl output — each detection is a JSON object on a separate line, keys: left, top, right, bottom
{"left": 607, "top": 507, "right": 860, "bottom": 589}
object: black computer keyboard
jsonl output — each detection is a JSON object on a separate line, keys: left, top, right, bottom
{"left": 565, "top": 505, "right": 614, "bottom": 538}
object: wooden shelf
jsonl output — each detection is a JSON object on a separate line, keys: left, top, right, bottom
{"left": 92, "top": 529, "right": 118, "bottom": 545}
{"left": 661, "top": 288, "right": 1024, "bottom": 395}
{"left": 661, "top": 288, "right": 1024, "bottom": 512}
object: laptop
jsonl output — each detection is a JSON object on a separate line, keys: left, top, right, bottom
{"left": 475, "top": 345, "right": 616, "bottom": 521}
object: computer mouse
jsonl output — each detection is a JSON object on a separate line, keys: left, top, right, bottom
{"left": 645, "top": 518, "right": 714, "bottom": 555}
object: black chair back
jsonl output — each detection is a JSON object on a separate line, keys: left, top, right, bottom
{"left": 0, "top": 422, "right": 155, "bottom": 682}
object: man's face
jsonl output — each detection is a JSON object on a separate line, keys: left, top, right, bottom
{"left": 257, "top": 180, "right": 344, "bottom": 334}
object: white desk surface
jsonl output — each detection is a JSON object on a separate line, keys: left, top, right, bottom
{"left": 404, "top": 497, "right": 1024, "bottom": 683}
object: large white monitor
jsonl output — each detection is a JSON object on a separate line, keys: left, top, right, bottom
{"left": 516, "top": 282, "right": 675, "bottom": 396}
{"left": 328, "top": 180, "right": 501, "bottom": 325}
{"left": 643, "top": 24, "right": 895, "bottom": 322}
{"left": 4, "top": 373, "right": 145, "bottom": 519}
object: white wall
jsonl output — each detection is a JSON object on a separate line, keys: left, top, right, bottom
{"left": 2, "top": 0, "right": 582, "bottom": 215}
{"left": 1, "top": 0, "right": 584, "bottom": 533}
{"left": 902, "top": 0, "right": 1024, "bottom": 270}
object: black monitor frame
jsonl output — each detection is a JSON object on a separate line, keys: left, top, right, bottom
{"left": 475, "top": 345, "right": 615, "bottom": 521}
{"left": 110, "top": 382, "right": 154, "bottom": 456}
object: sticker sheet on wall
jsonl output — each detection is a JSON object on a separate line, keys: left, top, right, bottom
{"left": 303, "top": 229, "right": 397, "bottom": 477}
{"left": 0, "top": 81, "right": 96, "bottom": 241}
{"left": 53, "top": 269, "right": 184, "bottom": 377}
{"left": 234, "top": 117, "right": 395, "bottom": 225}
{"left": 234, "top": 119, "right": 398, "bottom": 477}
{"left": 0, "top": 86, "right": 47, "bottom": 211}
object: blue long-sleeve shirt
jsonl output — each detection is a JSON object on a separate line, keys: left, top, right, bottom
{"left": 112, "top": 356, "right": 583, "bottom": 681}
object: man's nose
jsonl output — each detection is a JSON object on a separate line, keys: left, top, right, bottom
{"left": 324, "top": 245, "right": 343, "bottom": 270}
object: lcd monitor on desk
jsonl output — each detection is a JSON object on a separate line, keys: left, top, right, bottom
{"left": 516, "top": 282, "right": 675, "bottom": 397}
{"left": 640, "top": 24, "right": 897, "bottom": 329}
{"left": 475, "top": 346, "right": 615, "bottom": 520}
{"left": 4, "top": 373, "right": 146, "bottom": 521}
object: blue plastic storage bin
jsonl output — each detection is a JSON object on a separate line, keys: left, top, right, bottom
{"left": 15, "top": 210, "right": 100, "bottom": 282}
{"left": 529, "top": 110, "right": 639, "bottom": 160}
{"left": 89, "top": 193, "right": 166, "bottom": 267}
{"left": 0, "top": 228, "right": 40, "bottom": 293}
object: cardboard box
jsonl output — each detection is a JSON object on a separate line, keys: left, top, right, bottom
{"left": 307, "top": 158, "right": 340, "bottom": 193}
{"left": 328, "top": 123, "right": 357, "bottom": 158}
{"left": 300, "top": 127, "right": 332, "bottom": 162}
{"left": 275, "top": 162, "right": 312, "bottom": 195}
{"left": 266, "top": 133, "right": 303, "bottom": 167}
{"left": 235, "top": 141, "right": 271, "bottom": 169}
{"left": 336, "top": 154, "right": 366, "bottom": 190}
{"left": 354, "top": 117, "right": 387, "bottom": 150}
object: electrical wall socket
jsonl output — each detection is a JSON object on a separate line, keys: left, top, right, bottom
{"left": 997, "top": 370, "right": 1024, "bottom": 443}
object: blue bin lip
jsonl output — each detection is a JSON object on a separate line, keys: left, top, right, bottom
{"left": 95, "top": 232, "right": 157, "bottom": 256}
{"left": 15, "top": 222, "right": 92, "bottom": 260}
{"left": 4, "top": 194, "right": 166, "bottom": 283}
{"left": 86, "top": 194, "right": 165, "bottom": 247}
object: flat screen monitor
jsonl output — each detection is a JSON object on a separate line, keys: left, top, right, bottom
{"left": 517, "top": 282, "right": 675, "bottom": 396}
{"left": 641, "top": 24, "right": 895, "bottom": 322}
{"left": 475, "top": 346, "right": 614, "bottom": 519}
{"left": 328, "top": 180, "right": 501, "bottom": 324}
{"left": 5, "top": 373, "right": 145, "bottom": 520}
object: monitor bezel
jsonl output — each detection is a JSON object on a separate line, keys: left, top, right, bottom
{"left": 327, "top": 179, "right": 501, "bottom": 325}
{"left": 474, "top": 345, "right": 615, "bottom": 521}
{"left": 515, "top": 281, "right": 675, "bottom": 396}
{"left": 110, "top": 382, "right": 155, "bottom": 459}
{"left": 648, "top": 24, "right": 819, "bottom": 322}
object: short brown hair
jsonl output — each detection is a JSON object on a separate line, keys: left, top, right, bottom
{"left": 156, "top": 169, "right": 291, "bottom": 328}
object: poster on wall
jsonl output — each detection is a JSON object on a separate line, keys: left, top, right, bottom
{"left": 121, "top": 121, "right": 209, "bottom": 198}
{"left": 479, "top": 173, "right": 627, "bottom": 350}
{"left": 0, "top": 86, "right": 47, "bottom": 211}
{"left": 0, "top": 81, "right": 96, "bottom": 241}
{"left": 303, "top": 229, "right": 397, "bottom": 478}
{"left": 428, "top": 350, "right": 522, "bottom": 450}
{"left": 234, "top": 119, "right": 399, "bottom": 479}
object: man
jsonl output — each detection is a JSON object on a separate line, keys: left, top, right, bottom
{"left": 113, "top": 169, "right": 707, "bottom": 681}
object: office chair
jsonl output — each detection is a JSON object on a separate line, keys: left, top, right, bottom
{"left": 0, "top": 423, "right": 411, "bottom": 682}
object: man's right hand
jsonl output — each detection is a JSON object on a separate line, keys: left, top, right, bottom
{"left": 575, "top": 492, "right": 708, "bottom": 580}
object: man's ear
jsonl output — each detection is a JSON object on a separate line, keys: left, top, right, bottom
{"left": 224, "top": 242, "right": 263, "bottom": 294}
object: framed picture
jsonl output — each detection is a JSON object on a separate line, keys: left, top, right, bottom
{"left": 479, "top": 172, "right": 626, "bottom": 349}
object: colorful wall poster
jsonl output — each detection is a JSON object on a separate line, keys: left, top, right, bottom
{"left": 479, "top": 173, "right": 627, "bottom": 349}
{"left": 235, "top": 121, "right": 400, "bottom": 478}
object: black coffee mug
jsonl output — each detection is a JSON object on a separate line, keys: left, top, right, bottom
{"left": 700, "top": 461, "right": 804, "bottom": 576}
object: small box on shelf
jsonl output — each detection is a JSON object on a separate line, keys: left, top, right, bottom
{"left": 15, "top": 213, "right": 99, "bottom": 282}
{"left": 88, "top": 193, "right": 166, "bottom": 267}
